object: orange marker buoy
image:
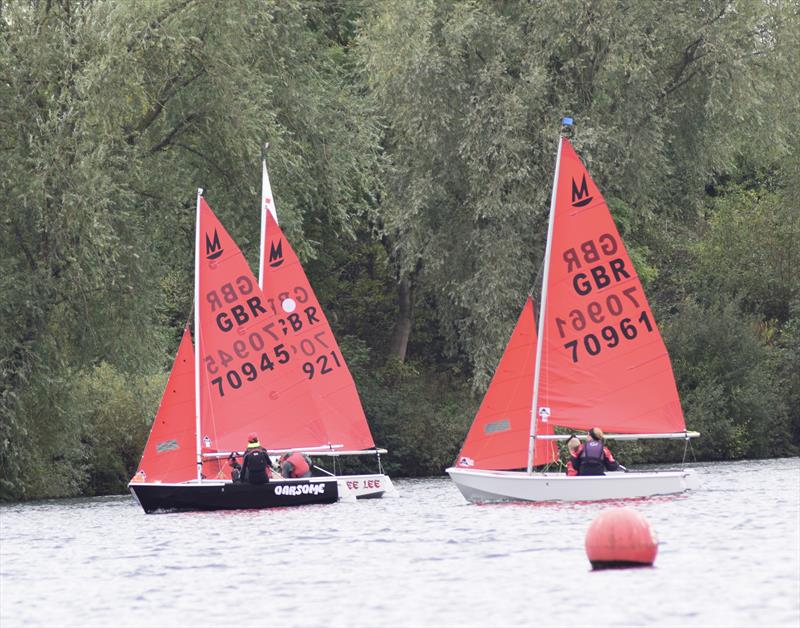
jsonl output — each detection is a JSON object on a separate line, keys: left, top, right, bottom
{"left": 585, "top": 507, "right": 658, "bottom": 569}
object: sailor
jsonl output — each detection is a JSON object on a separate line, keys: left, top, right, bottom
{"left": 571, "top": 427, "right": 620, "bottom": 476}
{"left": 279, "top": 452, "right": 313, "bottom": 478}
{"left": 564, "top": 435, "right": 580, "bottom": 476}
{"left": 231, "top": 433, "right": 273, "bottom": 484}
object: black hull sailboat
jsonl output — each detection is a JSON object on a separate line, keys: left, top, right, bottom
{"left": 129, "top": 191, "right": 354, "bottom": 514}
{"left": 129, "top": 477, "right": 339, "bottom": 514}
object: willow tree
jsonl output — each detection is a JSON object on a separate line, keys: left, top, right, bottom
{"left": 0, "top": 0, "right": 382, "bottom": 499}
{"left": 357, "top": 0, "right": 798, "bottom": 385}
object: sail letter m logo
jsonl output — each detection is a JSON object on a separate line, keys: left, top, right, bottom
{"left": 571, "top": 175, "right": 593, "bottom": 208}
{"left": 269, "top": 240, "right": 284, "bottom": 268}
{"left": 205, "top": 229, "right": 223, "bottom": 260}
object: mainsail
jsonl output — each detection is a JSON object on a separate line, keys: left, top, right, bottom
{"left": 134, "top": 328, "right": 196, "bottom": 483}
{"left": 537, "top": 138, "right": 686, "bottom": 434}
{"left": 196, "top": 196, "right": 330, "bottom": 453}
{"left": 259, "top": 211, "right": 376, "bottom": 450}
{"left": 455, "top": 297, "right": 557, "bottom": 469}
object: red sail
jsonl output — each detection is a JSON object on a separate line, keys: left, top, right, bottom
{"left": 261, "top": 211, "right": 375, "bottom": 450}
{"left": 196, "top": 197, "right": 330, "bottom": 453}
{"left": 455, "top": 298, "right": 557, "bottom": 470}
{"left": 134, "top": 329, "right": 196, "bottom": 483}
{"left": 537, "top": 138, "right": 686, "bottom": 434}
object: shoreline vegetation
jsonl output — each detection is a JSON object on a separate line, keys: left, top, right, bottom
{"left": 2, "top": 1, "right": 798, "bottom": 502}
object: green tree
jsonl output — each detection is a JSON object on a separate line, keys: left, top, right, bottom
{"left": 666, "top": 298, "right": 792, "bottom": 459}
{"left": 1, "top": 0, "right": 384, "bottom": 499}
{"left": 357, "top": 0, "right": 799, "bottom": 388}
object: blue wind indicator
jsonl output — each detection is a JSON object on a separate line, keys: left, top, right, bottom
{"left": 561, "top": 116, "right": 574, "bottom": 126}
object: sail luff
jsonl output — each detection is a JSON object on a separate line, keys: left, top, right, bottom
{"left": 527, "top": 133, "right": 564, "bottom": 474}
{"left": 194, "top": 187, "right": 203, "bottom": 482}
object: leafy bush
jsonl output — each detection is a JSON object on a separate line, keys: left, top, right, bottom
{"left": 340, "top": 335, "right": 477, "bottom": 477}
{"left": 665, "top": 298, "right": 793, "bottom": 460}
{"left": 69, "top": 363, "right": 164, "bottom": 496}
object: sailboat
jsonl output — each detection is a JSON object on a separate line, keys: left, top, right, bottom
{"left": 129, "top": 191, "right": 347, "bottom": 513}
{"left": 447, "top": 119, "right": 699, "bottom": 503}
{"left": 256, "top": 154, "right": 396, "bottom": 499}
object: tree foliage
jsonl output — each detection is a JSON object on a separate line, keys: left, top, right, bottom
{"left": 1, "top": 0, "right": 797, "bottom": 500}
{"left": 357, "top": 0, "right": 798, "bottom": 385}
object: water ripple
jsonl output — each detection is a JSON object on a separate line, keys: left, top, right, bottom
{"left": 0, "top": 458, "right": 798, "bottom": 628}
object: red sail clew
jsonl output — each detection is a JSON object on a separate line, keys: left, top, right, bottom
{"left": 260, "top": 211, "right": 375, "bottom": 450}
{"left": 134, "top": 329, "right": 197, "bottom": 483}
{"left": 455, "top": 297, "right": 557, "bottom": 470}
{"left": 537, "top": 138, "right": 686, "bottom": 434}
{"left": 196, "top": 197, "right": 330, "bottom": 453}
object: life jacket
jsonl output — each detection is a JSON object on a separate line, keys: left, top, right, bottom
{"left": 242, "top": 447, "right": 271, "bottom": 484}
{"left": 565, "top": 460, "right": 578, "bottom": 477}
{"left": 578, "top": 440, "right": 606, "bottom": 476}
{"left": 282, "top": 452, "right": 311, "bottom": 478}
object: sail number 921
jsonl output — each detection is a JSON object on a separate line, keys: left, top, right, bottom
{"left": 563, "top": 311, "right": 653, "bottom": 363}
{"left": 303, "top": 351, "right": 341, "bottom": 379}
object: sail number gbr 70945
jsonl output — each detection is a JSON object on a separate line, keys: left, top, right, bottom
{"left": 209, "top": 344, "right": 290, "bottom": 397}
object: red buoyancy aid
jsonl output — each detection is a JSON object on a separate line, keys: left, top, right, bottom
{"left": 284, "top": 452, "right": 310, "bottom": 478}
{"left": 565, "top": 459, "right": 578, "bottom": 476}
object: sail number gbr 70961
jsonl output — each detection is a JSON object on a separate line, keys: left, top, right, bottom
{"left": 551, "top": 285, "right": 655, "bottom": 363}
{"left": 562, "top": 310, "right": 653, "bottom": 363}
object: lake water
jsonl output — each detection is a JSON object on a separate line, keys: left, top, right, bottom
{"left": 1, "top": 458, "right": 798, "bottom": 628}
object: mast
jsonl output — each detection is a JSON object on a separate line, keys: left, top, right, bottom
{"left": 526, "top": 118, "right": 570, "bottom": 473}
{"left": 194, "top": 188, "right": 203, "bottom": 481}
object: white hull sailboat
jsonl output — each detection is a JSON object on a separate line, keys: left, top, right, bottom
{"left": 448, "top": 468, "right": 697, "bottom": 503}
{"left": 330, "top": 473, "right": 394, "bottom": 499}
{"left": 447, "top": 119, "right": 698, "bottom": 503}
{"left": 258, "top": 152, "right": 396, "bottom": 499}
